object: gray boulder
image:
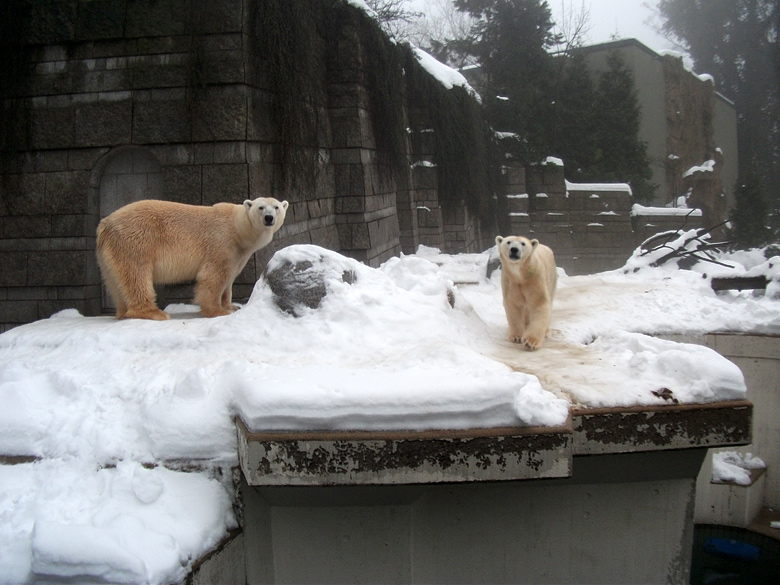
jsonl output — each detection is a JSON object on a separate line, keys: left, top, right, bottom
{"left": 263, "top": 248, "right": 357, "bottom": 317}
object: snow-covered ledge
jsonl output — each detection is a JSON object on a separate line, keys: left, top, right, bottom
{"left": 237, "top": 400, "right": 751, "bottom": 487}
{"left": 237, "top": 419, "right": 573, "bottom": 486}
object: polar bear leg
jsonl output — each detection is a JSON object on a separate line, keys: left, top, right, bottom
{"left": 194, "top": 266, "right": 233, "bottom": 317}
{"left": 220, "top": 288, "right": 239, "bottom": 312}
{"left": 121, "top": 266, "right": 170, "bottom": 321}
{"left": 100, "top": 265, "right": 127, "bottom": 319}
{"left": 504, "top": 299, "right": 527, "bottom": 343}
{"left": 522, "top": 300, "right": 551, "bottom": 350}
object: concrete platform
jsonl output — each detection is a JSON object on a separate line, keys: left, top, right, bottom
{"left": 238, "top": 400, "right": 752, "bottom": 487}
{"left": 237, "top": 418, "right": 574, "bottom": 486}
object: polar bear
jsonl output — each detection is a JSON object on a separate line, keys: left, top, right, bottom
{"left": 495, "top": 235, "right": 557, "bottom": 350}
{"left": 97, "top": 197, "right": 288, "bottom": 320}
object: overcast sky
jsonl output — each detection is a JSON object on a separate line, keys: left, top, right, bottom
{"left": 405, "top": 0, "right": 684, "bottom": 56}
{"left": 548, "top": 0, "right": 679, "bottom": 54}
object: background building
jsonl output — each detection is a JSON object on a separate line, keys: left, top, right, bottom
{"left": 576, "top": 39, "right": 738, "bottom": 212}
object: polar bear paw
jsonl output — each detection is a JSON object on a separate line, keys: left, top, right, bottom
{"left": 521, "top": 335, "right": 542, "bottom": 351}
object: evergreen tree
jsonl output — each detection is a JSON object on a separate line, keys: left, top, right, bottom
{"left": 551, "top": 52, "right": 599, "bottom": 182}
{"left": 453, "top": 0, "right": 560, "bottom": 162}
{"left": 592, "top": 50, "right": 654, "bottom": 203}
{"left": 730, "top": 169, "right": 770, "bottom": 248}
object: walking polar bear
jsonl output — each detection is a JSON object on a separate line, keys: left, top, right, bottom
{"left": 97, "top": 197, "right": 288, "bottom": 320}
{"left": 495, "top": 235, "right": 557, "bottom": 350}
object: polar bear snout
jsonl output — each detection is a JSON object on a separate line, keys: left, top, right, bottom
{"left": 508, "top": 245, "right": 522, "bottom": 260}
{"left": 264, "top": 213, "right": 276, "bottom": 226}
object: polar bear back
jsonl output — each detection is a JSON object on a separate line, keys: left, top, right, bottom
{"left": 98, "top": 200, "right": 249, "bottom": 284}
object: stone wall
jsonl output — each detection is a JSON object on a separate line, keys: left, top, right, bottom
{"left": 1, "top": 0, "right": 276, "bottom": 328}
{"left": 0, "top": 0, "right": 460, "bottom": 329}
{"left": 663, "top": 54, "right": 728, "bottom": 235}
{"left": 0, "top": 0, "right": 697, "bottom": 329}
{"left": 500, "top": 159, "right": 704, "bottom": 274}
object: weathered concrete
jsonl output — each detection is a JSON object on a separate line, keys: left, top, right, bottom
{"left": 662, "top": 334, "right": 780, "bottom": 514}
{"left": 238, "top": 401, "right": 751, "bottom": 487}
{"left": 239, "top": 450, "right": 706, "bottom": 584}
{"left": 658, "top": 333, "right": 780, "bottom": 529}
{"left": 238, "top": 419, "right": 573, "bottom": 486}
{"left": 186, "top": 530, "right": 246, "bottom": 585}
{"left": 573, "top": 401, "right": 753, "bottom": 455}
{"left": 230, "top": 399, "right": 750, "bottom": 583}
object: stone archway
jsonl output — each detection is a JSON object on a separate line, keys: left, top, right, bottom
{"left": 98, "top": 146, "right": 164, "bottom": 219}
{"left": 93, "top": 146, "right": 164, "bottom": 312}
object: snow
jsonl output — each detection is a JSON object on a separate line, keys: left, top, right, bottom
{"left": 565, "top": 179, "right": 633, "bottom": 194}
{"left": 631, "top": 204, "right": 703, "bottom": 217}
{"left": 659, "top": 50, "right": 716, "bottom": 85}
{"left": 1, "top": 460, "right": 235, "bottom": 585}
{"left": 343, "top": 0, "right": 376, "bottom": 18}
{"left": 711, "top": 451, "right": 766, "bottom": 485}
{"left": 2, "top": 242, "right": 779, "bottom": 584}
{"left": 412, "top": 48, "right": 481, "bottom": 102}
{"left": 683, "top": 159, "right": 716, "bottom": 178}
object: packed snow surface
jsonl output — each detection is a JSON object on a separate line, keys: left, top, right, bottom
{"left": 1, "top": 242, "right": 778, "bottom": 584}
{"left": 566, "top": 179, "right": 632, "bottom": 194}
{"left": 683, "top": 159, "right": 716, "bottom": 178}
{"left": 711, "top": 451, "right": 766, "bottom": 485}
{"left": 631, "top": 203, "right": 703, "bottom": 217}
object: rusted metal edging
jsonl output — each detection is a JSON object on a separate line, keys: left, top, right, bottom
{"left": 237, "top": 400, "right": 752, "bottom": 486}
{"left": 237, "top": 417, "right": 574, "bottom": 486}
{"left": 571, "top": 400, "right": 753, "bottom": 455}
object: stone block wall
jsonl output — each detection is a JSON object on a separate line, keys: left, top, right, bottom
{"left": 1, "top": 0, "right": 417, "bottom": 328}
{"left": 0, "top": 0, "right": 700, "bottom": 328}
{"left": 498, "top": 160, "right": 704, "bottom": 275}
{"left": 632, "top": 210, "right": 705, "bottom": 248}
{"left": 1, "top": 0, "right": 270, "bottom": 328}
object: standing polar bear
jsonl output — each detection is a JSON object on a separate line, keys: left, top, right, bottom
{"left": 97, "top": 197, "right": 288, "bottom": 320}
{"left": 495, "top": 235, "right": 557, "bottom": 350}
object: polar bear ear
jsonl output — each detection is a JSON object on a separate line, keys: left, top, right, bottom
{"left": 280, "top": 200, "right": 289, "bottom": 211}
{"left": 243, "top": 199, "right": 253, "bottom": 211}
{"left": 530, "top": 239, "right": 539, "bottom": 249}
{"left": 495, "top": 236, "right": 504, "bottom": 245}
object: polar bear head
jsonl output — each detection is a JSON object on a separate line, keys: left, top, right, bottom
{"left": 495, "top": 235, "right": 538, "bottom": 264}
{"left": 244, "top": 197, "right": 289, "bottom": 232}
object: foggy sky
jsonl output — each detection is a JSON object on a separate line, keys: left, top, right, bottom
{"left": 548, "top": 0, "right": 679, "bottom": 53}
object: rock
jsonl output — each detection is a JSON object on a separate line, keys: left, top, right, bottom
{"left": 486, "top": 245, "right": 501, "bottom": 279}
{"left": 264, "top": 251, "right": 357, "bottom": 317}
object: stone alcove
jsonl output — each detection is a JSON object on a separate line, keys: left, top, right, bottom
{"left": 92, "top": 146, "right": 164, "bottom": 312}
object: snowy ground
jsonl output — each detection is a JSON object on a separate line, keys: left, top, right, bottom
{"left": 1, "top": 241, "right": 778, "bottom": 584}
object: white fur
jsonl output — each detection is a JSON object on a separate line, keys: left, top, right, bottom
{"left": 97, "top": 197, "right": 288, "bottom": 320}
{"left": 495, "top": 235, "right": 557, "bottom": 350}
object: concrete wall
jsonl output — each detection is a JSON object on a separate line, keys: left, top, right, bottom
{"left": 230, "top": 398, "right": 752, "bottom": 584}
{"left": 713, "top": 95, "right": 739, "bottom": 211}
{"left": 501, "top": 162, "right": 703, "bottom": 275}
{"left": 662, "top": 334, "right": 780, "bottom": 525}
{"left": 240, "top": 450, "right": 704, "bottom": 585}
